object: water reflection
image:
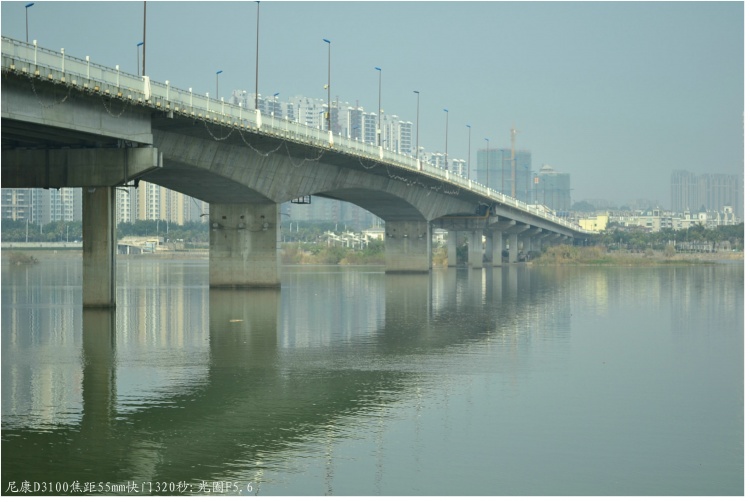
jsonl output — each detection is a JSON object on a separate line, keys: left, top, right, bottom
{"left": 1, "top": 259, "right": 743, "bottom": 495}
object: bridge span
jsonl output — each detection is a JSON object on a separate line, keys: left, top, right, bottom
{"left": 1, "top": 37, "right": 590, "bottom": 307}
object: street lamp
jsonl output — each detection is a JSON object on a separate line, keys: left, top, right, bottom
{"left": 375, "top": 67, "right": 382, "bottom": 147}
{"left": 215, "top": 70, "right": 223, "bottom": 99}
{"left": 323, "top": 39, "right": 331, "bottom": 132}
{"left": 254, "top": 0, "right": 260, "bottom": 110}
{"left": 484, "top": 137, "right": 490, "bottom": 186}
{"left": 413, "top": 90, "right": 420, "bottom": 162}
{"left": 443, "top": 108, "right": 449, "bottom": 171}
{"left": 25, "top": 3, "right": 34, "bottom": 43}
{"left": 466, "top": 124, "right": 471, "bottom": 180}
{"left": 142, "top": 1, "right": 147, "bottom": 75}
{"left": 136, "top": 42, "right": 144, "bottom": 76}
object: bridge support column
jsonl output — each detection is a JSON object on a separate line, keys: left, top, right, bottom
{"left": 490, "top": 230, "right": 504, "bottom": 266}
{"left": 467, "top": 230, "right": 484, "bottom": 269}
{"left": 508, "top": 233, "right": 519, "bottom": 264}
{"left": 82, "top": 187, "right": 116, "bottom": 308}
{"left": 446, "top": 231, "right": 458, "bottom": 267}
{"left": 209, "top": 203, "right": 280, "bottom": 288}
{"left": 521, "top": 235, "right": 531, "bottom": 256}
{"left": 384, "top": 220, "right": 431, "bottom": 273}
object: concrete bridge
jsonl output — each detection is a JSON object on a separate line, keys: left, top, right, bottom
{"left": 1, "top": 37, "right": 590, "bottom": 307}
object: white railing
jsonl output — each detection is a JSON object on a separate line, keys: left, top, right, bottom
{"left": 1, "top": 37, "right": 584, "bottom": 233}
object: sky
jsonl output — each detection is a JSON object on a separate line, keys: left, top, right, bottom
{"left": 1, "top": 1, "right": 744, "bottom": 208}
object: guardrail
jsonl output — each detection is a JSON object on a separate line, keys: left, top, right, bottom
{"left": 2, "top": 37, "right": 585, "bottom": 233}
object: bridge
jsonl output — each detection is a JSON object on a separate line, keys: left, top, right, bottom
{"left": 1, "top": 37, "right": 590, "bottom": 307}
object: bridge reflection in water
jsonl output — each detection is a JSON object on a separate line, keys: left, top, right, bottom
{"left": 1, "top": 258, "right": 571, "bottom": 493}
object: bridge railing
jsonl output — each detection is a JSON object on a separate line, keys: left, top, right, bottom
{"left": 2, "top": 37, "right": 584, "bottom": 233}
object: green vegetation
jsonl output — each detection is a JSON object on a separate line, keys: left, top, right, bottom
{"left": 534, "top": 244, "right": 720, "bottom": 266}
{"left": 1, "top": 219, "right": 83, "bottom": 243}
{"left": 594, "top": 223, "right": 743, "bottom": 252}
{"left": 281, "top": 240, "right": 385, "bottom": 265}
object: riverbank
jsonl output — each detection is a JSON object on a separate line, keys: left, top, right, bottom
{"left": 533, "top": 245, "right": 743, "bottom": 266}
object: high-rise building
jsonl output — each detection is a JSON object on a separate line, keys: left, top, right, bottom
{"left": 533, "top": 165, "right": 571, "bottom": 211}
{"left": 475, "top": 148, "right": 504, "bottom": 188}
{"left": 499, "top": 149, "right": 532, "bottom": 202}
{"left": 671, "top": 170, "right": 743, "bottom": 214}
{"left": 2, "top": 188, "right": 81, "bottom": 226}
{"left": 474, "top": 147, "right": 533, "bottom": 203}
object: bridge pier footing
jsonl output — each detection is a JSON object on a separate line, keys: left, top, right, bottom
{"left": 82, "top": 187, "right": 116, "bottom": 308}
{"left": 384, "top": 220, "right": 431, "bottom": 273}
{"left": 209, "top": 203, "right": 280, "bottom": 288}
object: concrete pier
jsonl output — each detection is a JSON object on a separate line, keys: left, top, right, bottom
{"left": 384, "top": 220, "right": 431, "bottom": 273}
{"left": 490, "top": 229, "right": 504, "bottom": 267}
{"left": 209, "top": 203, "right": 281, "bottom": 288}
{"left": 467, "top": 230, "right": 484, "bottom": 269}
{"left": 446, "top": 231, "right": 458, "bottom": 267}
{"left": 82, "top": 187, "right": 116, "bottom": 308}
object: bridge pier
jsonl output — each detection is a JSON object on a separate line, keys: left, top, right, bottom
{"left": 507, "top": 225, "right": 530, "bottom": 264}
{"left": 446, "top": 231, "right": 458, "bottom": 267}
{"left": 467, "top": 230, "right": 484, "bottom": 269}
{"left": 486, "top": 220, "right": 515, "bottom": 266}
{"left": 384, "top": 220, "right": 431, "bottom": 273}
{"left": 82, "top": 187, "right": 117, "bottom": 308}
{"left": 209, "top": 203, "right": 280, "bottom": 288}
{"left": 490, "top": 230, "right": 504, "bottom": 266}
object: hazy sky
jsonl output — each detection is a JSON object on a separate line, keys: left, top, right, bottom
{"left": 1, "top": 1, "right": 744, "bottom": 207}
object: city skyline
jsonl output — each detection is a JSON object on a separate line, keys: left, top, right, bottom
{"left": 1, "top": 1, "right": 743, "bottom": 208}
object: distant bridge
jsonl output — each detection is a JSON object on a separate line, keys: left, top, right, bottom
{"left": 1, "top": 37, "right": 591, "bottom": 307}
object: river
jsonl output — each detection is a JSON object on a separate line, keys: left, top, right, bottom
{"left": 1, "top": 256, "right": 743, "bottom": 496}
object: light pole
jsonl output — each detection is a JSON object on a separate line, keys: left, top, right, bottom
{"left": 413, "top": 90, "right": 420, "bottom": 161}
{"left": 375, "top": 67, "right": 382, "bottom": 147}
{"left": 25, "top": 3, "right": 34, "bottom": 43}
{"left": 142, "top": 1, "right": 146, "bottom": 75}
{"left": 136, "top": 42, "right": 144, "bottom": 75}
{"left": 443, "top": 108, "right": 449, "bottom": 171}
{"left": 215, "top": 70, "right": 223, "bottom": 99}
{"left": 466, "top": 124, "right": 471, "bottom": 180}
{"left": 323, "top": 39, "right": 331, "bottom": 132}
{"left": 254, "top": 0, "right": 260, "bottom": 110}
{"left": 484, "top": 137, "right": 490, "bottom": 186}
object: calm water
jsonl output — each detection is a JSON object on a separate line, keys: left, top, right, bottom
{"left": 1, "top": 256, "right": 743, "bottom": 496}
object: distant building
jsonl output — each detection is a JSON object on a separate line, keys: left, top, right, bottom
{"left": 671, "top": 170, "right": 743, "bottom": 215}
{"left": 578, "top": 214, "right": 609, "bottom": 233}
{"left": 475, "top": 147, "right": 504, "bottom": 188}
{"left": 533, "top": 165, "right": 571, "bottom": 212}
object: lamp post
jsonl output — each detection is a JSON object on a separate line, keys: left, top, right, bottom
{"left": 136, "top": 42, "right": 144, "bottom": 76}
{"left": 25, "top": 3, "right": 34, "bottom": 43}
{"left": 323, "top": 39, "right": 331, "bottom": 132}
{"left": 466, "top": 124, "right": 471, "bottom": 180}
{"left": 375, "top": 67, "right": 382, "bottom": 147}
{"left": 254, "top": 0, "right": 260, "bottom": 110}
{"left": 215, "top": 70, "right": 223, "bottom": 99}
{"left": 484, "top": 137, "right": 490, "bottom": 186}
{"left": 142, "top": 1, "right": 147, "bottom": 75}
{"left": 443, "top": 108, "right": 449, "bottom": 171}
{"left": 413, "top": 90, "right": 420, "bottom": 161}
